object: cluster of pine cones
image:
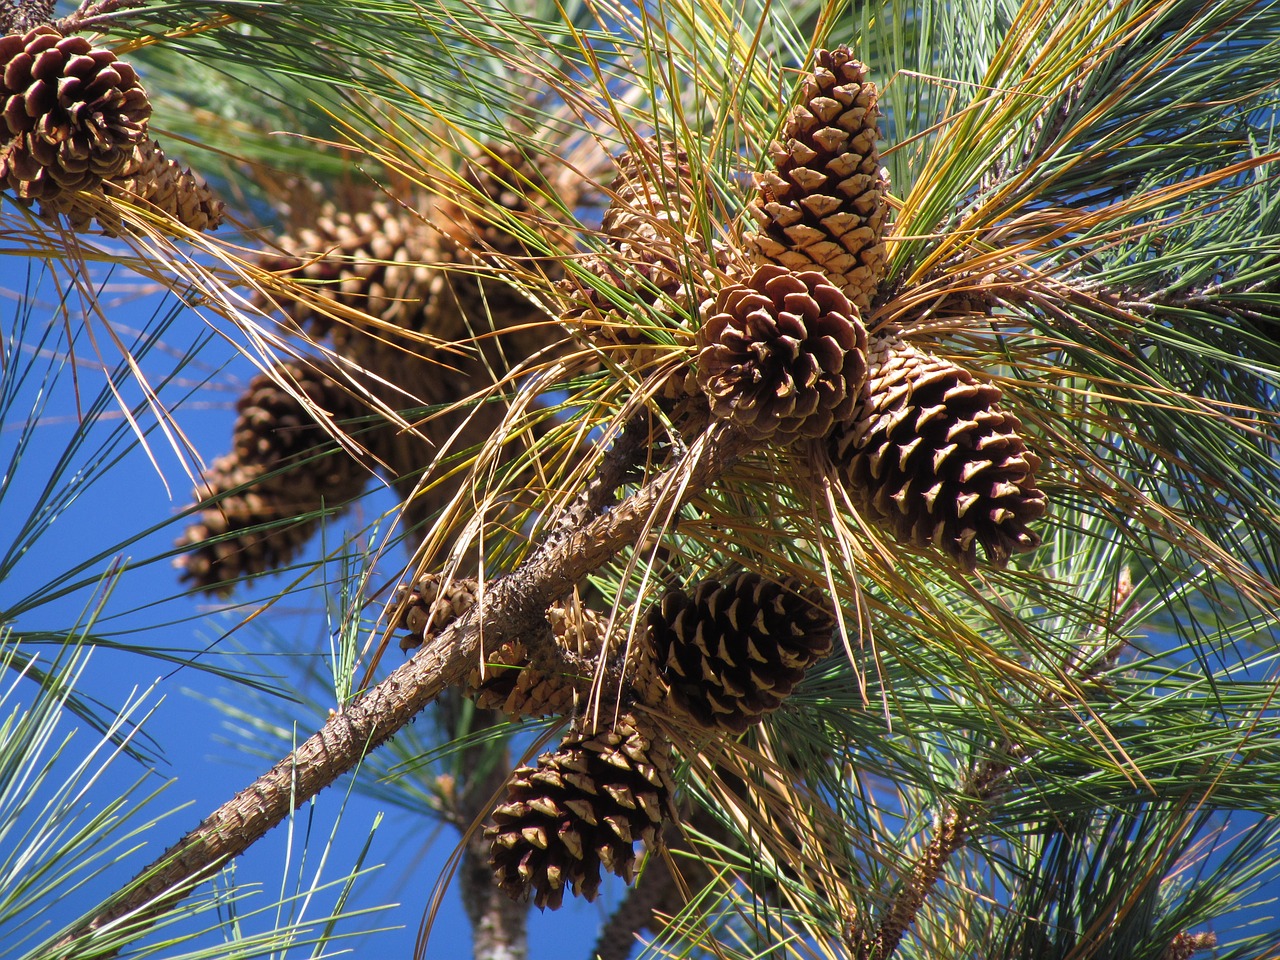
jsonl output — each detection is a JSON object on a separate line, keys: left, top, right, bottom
{"left": 568, "top": 47, "right": 1045, "bottom": 569}
{"left": 387, "top": 568, "right": 835, "bottom": 909}
{"left": 157, "top": 41, "right": 1048, "bottom": 914}
{"left": 0, "top": 22, "right": 222, "bottom": 231}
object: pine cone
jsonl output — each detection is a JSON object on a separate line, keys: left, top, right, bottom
{"left": 466, "top": 601, "right": 616, "bottom": 718}
{"left": 389, "top": 573, "right": 479, "bottom": 651}
{"left": 103, "top": 138, "right": 224, "bottom": 232}
{"left": 645, "top": 572, "right": 836, "bottom": 733}
{"left": 487, "top": 713, "right": 675, "bottom": 908}
{"left": 697, "top": 264, "right": 868, "bottom": 442}
{"left": 434, "top": 142, "right": 562, "bottom": 261}
{"left": 175, "top": 360, "right": 369, "bottom": 594}
{"left": 255, "top": 190, "right": 445, "bottom": 340}
{"left": 744, "top": 46, "right": 890, "bottom": 312}
{"left": 829, "top": 334, "right": 1045, "bottom": 568}
{"left": 561, "top": 139, "right": 715, "bottom": 396}
{"left": 602, "top": 139, "right": 706, "bottom": 302}
{"left": 0, "top": 25, "right": 150, "bottom": 204}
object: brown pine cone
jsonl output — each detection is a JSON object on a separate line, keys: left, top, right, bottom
{"left": 560, "top": 138, "right": 716, "bottom": 396}
{"left": 0, "top": 25, "right": 150, "bottom": 205}
{"left": 388, "top": 573, "right": 479, "bottom": 651}
{"left": 102, "top": 138, "right": 224, "bottom": 232}
{"left": 744, "top": 46, "right": 890, "bottom": 312}
{"left": 175, "top": 360, "right": 369, "bottom": 594}
{"left": 829, "top": 334, "right": 1045, "bottom": 568}
{"left": 466, "top": 601, "right": 616, "bottom": 718}
{"left": 255, "top": 190, "right": 445, "bottom": 340}
{"left": 434, "top": 142, "right": 564, "bottom": 262}
{"left": 697, "top": 264, "right": 868, "bottom": 442}
{"left": 487, "top": 712, "right": 676, "bottom": 909}
{"left": 645, "top": 572, "right": 836, "bottom": 733}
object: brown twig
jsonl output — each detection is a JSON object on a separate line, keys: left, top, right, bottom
{"left": 53, "top": 0, "right": 146, "bottom": 34}
{"left": 853, "top": 760, "right": 1007, "bottom": 960}
{"left": 57, "top": 420, "right": 749, "bottom": 957}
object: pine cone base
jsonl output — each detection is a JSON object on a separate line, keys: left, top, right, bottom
{"left": 0, "top": 25, "right": 150, "bottom": 201}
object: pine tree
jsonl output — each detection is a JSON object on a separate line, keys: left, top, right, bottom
{"left": 2, "top": 0, "right": 1280, "bottom": 958}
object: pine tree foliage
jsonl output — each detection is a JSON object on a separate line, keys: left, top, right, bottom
{"left": 2, "top": 0, "right": 1280, "bottom": 957}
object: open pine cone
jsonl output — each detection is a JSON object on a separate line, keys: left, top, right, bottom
{"left": 830, "top": 334, "right": 1045, "bottom": 567}
{"left": 697, "top": 263, "right": 868, "bottom": 442}
{"left": 0, "top": 25, "right": 150, "bottom": 203}
{"left": 487, "top": 713, "right": 675, "bottom": 909}
{"left": 645, "top": 571, "right": 836, "bottom": 733}
{"left": 744, "top": 45, "right": 890, "bottom": 312}
{"left": 103, "top": 138, "right": 224, "bottom": 232}
{"left": 175, "top": 360, "right": 369, "bottom": 594}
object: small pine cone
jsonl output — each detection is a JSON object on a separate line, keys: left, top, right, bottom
{"left": 487, "top": 713, "right": 676, "bottom": 909}
{"left": 602, "top": 139, "right": 706, "bottom": 302}
{"left": 388, "top": 574, "right": 479, "bottom": 651}
{"left": 0, "top": 26, "right": 150, "bottom": 204}
{"left": 646, "top": 572, "right": 836, "bottom": 733}
{"left": 255, "top": 191, "right": 445, "bottom": 340}
{"left": 175, "top": 360, "right": 369, "bottom": 594}
{"left": 102, "top": 138, "right": 224, "bottom": 232}
{"left": 562, "top": 139, "right": 715, "bottom": 396}
{"left": 744, "top": 46, "right": 890, "bottom": 312}
{"left": 829, "top": 335, "right": 1046, "bottom": 568}
{"left": 467, "top": 601, "right": 615, "bottom": 718}
{"left": 697, "top": 264, "right": 868, "bottom": 442}
{"left": 435, "top": 143, "right": 564, "bottom": 262}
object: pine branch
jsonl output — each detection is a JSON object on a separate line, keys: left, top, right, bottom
{"left": 852, "top": 573, "right": 1138, "bottom": 960}
{"left": 58, "top": 419, "right": 750, "bottom": 957}
{"left": 852, "top": 759, "right": 1007, "bottom": 960}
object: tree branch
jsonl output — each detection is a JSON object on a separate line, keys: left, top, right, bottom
{"left": 60, "top": 420, "right": 748, "bottom": 956}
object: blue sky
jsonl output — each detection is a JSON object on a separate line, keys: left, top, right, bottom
{"left": 0, "top": 252, "right": 617, "bottom": 958}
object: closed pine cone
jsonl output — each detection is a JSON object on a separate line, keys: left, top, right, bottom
{"left": 0, "top": 25, "right": 150, "bottom": 205}
{"left": 434, "top": 142, "right": 563, "bottom": 262}
{"left": 175, "top": 360, "right": 369, "bottom": 594}
{"left": 697, "top": 263, "right": 868, "bottom": 442}
{"left": 487, "top": 712, "right": 675, "bottom": 908}
{"left": 645, "top": 571, "right": 836, "bottom": 733}
{"left": 102, "top": 138, "right": 224, "bottom": 232}
{"left": 255, "top": 190, "right": 444, "bottom": 340}
{"left": 744, "top": 46, "right": 890, "bottom": 313}
{"left": 829, "top": 334, "right": 1045, "bottom": 568}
